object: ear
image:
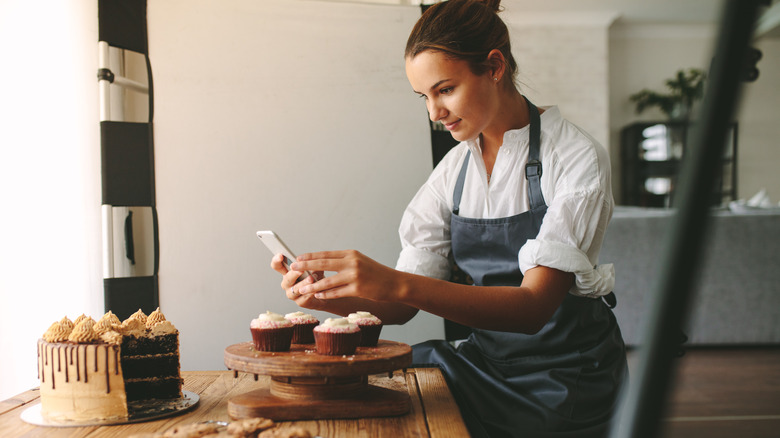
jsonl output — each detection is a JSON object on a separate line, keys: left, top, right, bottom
{"left": 486, "top": 49, "right": 507, "bottom": 82}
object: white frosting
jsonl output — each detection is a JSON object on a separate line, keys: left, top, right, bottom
{"left": 258, "top": 311, "right": 285, "bottom": 322}
{"left": 347, "top": 311, "right": 382, "bottom": 325}
{"left": 284, "top": 311, "right": 318, "bottom": 324}
{"left": 251, "top": 311, "right": 293, "bottom": 329}
{"left": 314, "top": 317, "right": 359, "bottom": 333}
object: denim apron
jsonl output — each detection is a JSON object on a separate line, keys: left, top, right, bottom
{"left": 413, "top": 99, "right": 626, "bottom": 437}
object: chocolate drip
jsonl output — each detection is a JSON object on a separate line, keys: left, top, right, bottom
{"left": 57, "top": 345, "right": 62, "bottom": 372}
{"left": 64, "top": 346, "right": 69, "bottom": 383}
{"left": 75, "top": 345, "right": 80, "bottom": 382}
{"left": 82, "top": 344, "right": 88, "bottom": 383}
{"left": 113, "top": 346, "right": 120, "bottom": 375}
{"left": 94, "top": 344, "right": 99, "bottom": 373}
{"left": 49, "top": 345, "right": 55, "bottom": 389}
{"left": 104, "top": 345, "right": 111, "bottom": 393}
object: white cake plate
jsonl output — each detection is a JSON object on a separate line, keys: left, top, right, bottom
{"left": 20, "top": 390, "right": 199, "bottom": 427}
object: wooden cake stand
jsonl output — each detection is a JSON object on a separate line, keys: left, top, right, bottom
{"left": 224, "top": 340, "right": 413, "bottom": 421}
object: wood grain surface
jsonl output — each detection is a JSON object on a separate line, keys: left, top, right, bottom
{"left": 223, "top": 340, "right": 412, "bottom": 378}
{"left": 0, "top": 369, "right": 469, "bottom": 437}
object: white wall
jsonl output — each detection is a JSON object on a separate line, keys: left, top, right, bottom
{"left": 609, "top": 21, "right": 780, "bottom": 203}
{"left": 147, "top": 0, "right": 441, "bottom": 372}
{"left": 734, "top": 36, "right": 780, "bottom": 200}
{"left": 0, "top": 1, "right": 102, "bottom": 401}
{"left": 504, "top": 12, "right": 618, "bottom": 150}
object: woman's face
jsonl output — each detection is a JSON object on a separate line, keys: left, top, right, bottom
{"left": 405, "top": 50, "right": 497, "bottom": 142}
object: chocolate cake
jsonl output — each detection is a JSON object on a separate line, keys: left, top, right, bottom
{"left": 36, "top": 308, "right": 183, "bottom": 421}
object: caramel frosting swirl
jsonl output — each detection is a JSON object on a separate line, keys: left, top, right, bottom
{"left": 43, "top": 322, "right": 71, "bottom": 343}
{"left": 100, "top": 310, "right": 121, "bottom": 326}
{"left": 150, "top": 320, "right": 178, "bottom": 336}
{"left": 68, "top": 318, "right": 98, "bottom": 343}
{"left": 100, "top": 330, "right": 123, "bottom": 345}
{"left": 59, "top": 317, "right": 74, "bottom": 331}
{"left": 120, "top": 316, "right": 147, "bottom": 337}
{"left": 128, "top": 308, "right": 148, "bottom": 324}
{"left": 146, "top": 307, "right": 167, "bottom": 328}
{"left": 73, "top": 314, "right": 89, "bottom": 326}
{"left": 93, "top": 318, "right": 117, "bottom": 336}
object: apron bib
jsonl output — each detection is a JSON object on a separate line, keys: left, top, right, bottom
{"left": 412, "top": 99, "right": 626, "bottom": 437}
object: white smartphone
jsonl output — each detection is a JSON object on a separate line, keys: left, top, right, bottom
{"left": 256, "top": 230, "right": 315, "bottom": 281}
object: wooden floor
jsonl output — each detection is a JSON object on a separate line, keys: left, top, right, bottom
{"left": 625, "top": 347, "right": 780, "bottom": 438}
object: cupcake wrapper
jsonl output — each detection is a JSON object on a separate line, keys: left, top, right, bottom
{"left": 314, "top": 331, "right": 361, "bottom": 356}
{"left": 290, "top": 322, "right": 318, "bottom": 344}
{"left": 357, "top": 324, "right": 383, "bottom": 347}
{"left": 250, "top": 327, "right": 293, "bottom": 352}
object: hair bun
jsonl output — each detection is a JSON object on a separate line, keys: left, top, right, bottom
{"left": 479, "top": 0, "right": 502, "bottom": 13}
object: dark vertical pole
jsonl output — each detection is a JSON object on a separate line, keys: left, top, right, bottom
{"left": 609, "top": 2, "right": 763, "bottom": 438}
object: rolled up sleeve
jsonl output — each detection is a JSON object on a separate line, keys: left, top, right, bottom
{"left": 518, "top": 189, "right": 615, "bottom": 297}
{"left": 518, "top": 239, "right": 614, "bottom": 297}
{"left": 396, "top": 246, "right": 452, "bottom": 280}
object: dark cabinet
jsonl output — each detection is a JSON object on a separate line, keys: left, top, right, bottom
{"left": 620, "top": 121, "right": 737, "bottom": 207}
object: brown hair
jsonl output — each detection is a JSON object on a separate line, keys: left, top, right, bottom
{"left": 405, "top": 0, "right": 517, "bottom": 85}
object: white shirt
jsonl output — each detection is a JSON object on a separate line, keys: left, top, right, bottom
{"left": 395, "top": 106, "right": 615, "bottom": 297}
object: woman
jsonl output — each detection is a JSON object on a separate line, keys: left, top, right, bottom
{"left": 271, "top": 1, "right": 626, "bottom": 436}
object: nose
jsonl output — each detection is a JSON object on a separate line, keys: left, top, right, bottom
{"left": 427, "top": 98, "right": 447, "bottom": 123}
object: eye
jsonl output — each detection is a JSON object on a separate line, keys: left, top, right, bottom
{"left": 440, "top": 87, "right": 454, "bottom": 95}
{"left": 418, "top": 93, "right": 428, "bottom": 100}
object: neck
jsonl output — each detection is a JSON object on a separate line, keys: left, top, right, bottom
{"left": 481, "top": 90, "right": 529, "bottom": 152}
{"left": 481, "top": 90, "right": 529, "bottom": 174}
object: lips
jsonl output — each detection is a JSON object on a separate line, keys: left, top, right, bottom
{"left": 443, "top": 119, "right": 461, "bottom": 131}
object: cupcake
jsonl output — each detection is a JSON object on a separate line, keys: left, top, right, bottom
{"left": 313, "top": 318, "right": 361, "bottom": 356}
{"left": 284, "top": 311, "right": 319, "bottom": 344}
{"left": 250, "top": 311, "right": 294, "bottom": 352}
{"left": 347, "top": 311, "right": 383, "bottom": 347}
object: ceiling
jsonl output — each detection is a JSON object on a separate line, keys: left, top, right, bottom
{"left": 337, "top": 0, "right": 779, "bottom": 36}
{"left": 500, "top": 0, "right": 725, "bottom": 24}
{"left": 499, "top": 0, "right": 779, "bottom": 38}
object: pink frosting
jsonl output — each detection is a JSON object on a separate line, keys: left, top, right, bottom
{"left": 313, "top": 318, "right": 359, "bottom": 334}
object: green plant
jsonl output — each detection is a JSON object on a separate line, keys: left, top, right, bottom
{"left": 629, "top": 68, "right": 706, "bottom": 121}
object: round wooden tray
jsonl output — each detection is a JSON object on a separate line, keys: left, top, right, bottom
{"left": 224, "top": 340, "right": 413, "bottom": 421}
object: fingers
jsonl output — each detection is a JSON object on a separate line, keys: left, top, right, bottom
{"left": 296, "top": 249, "right": 354, "bottom": 261}
{"left": 294, "top": 249, "right": 362, "bottom": 271}
{"left": 284, "top": 272, "right": 318, "bottom": 300}
{"left": 287, "top": 283, "right": 302, "bottom": 300}
{"left": 311, "top": 285, "right": 351, "bottom": 300}
{"left": 270, "top": 253, "right": 288, "bottom": 275}
{"left": 294, "top": 273, "right": 354, "bottom": 301}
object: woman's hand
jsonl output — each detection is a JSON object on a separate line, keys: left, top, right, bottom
{"left": 270, "top": 253, "right": 327, "bottom": 309}
{"left": 290, "top": 250, "right": 403, "bottom": 303}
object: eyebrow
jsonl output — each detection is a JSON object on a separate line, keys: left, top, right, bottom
{"left": 414, "top": 79, "right": 451, "bottom": 95}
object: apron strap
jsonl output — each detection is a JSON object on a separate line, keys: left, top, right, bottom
{"left": 525, "top": 98, "right": 546, "bottom": 210}
{"left": 452, "top": 150, "right": 471, "bottom": 216}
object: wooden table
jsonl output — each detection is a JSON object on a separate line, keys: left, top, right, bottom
{"left": 0, "top": 369, "right": 469, "bottom": 437}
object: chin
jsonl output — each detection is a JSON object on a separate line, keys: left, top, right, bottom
{"left": 447, "top": 127, "right": 477, "bottom": 143}
{"left": 450, "top": 132, "right": 478, "bottom": 143}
